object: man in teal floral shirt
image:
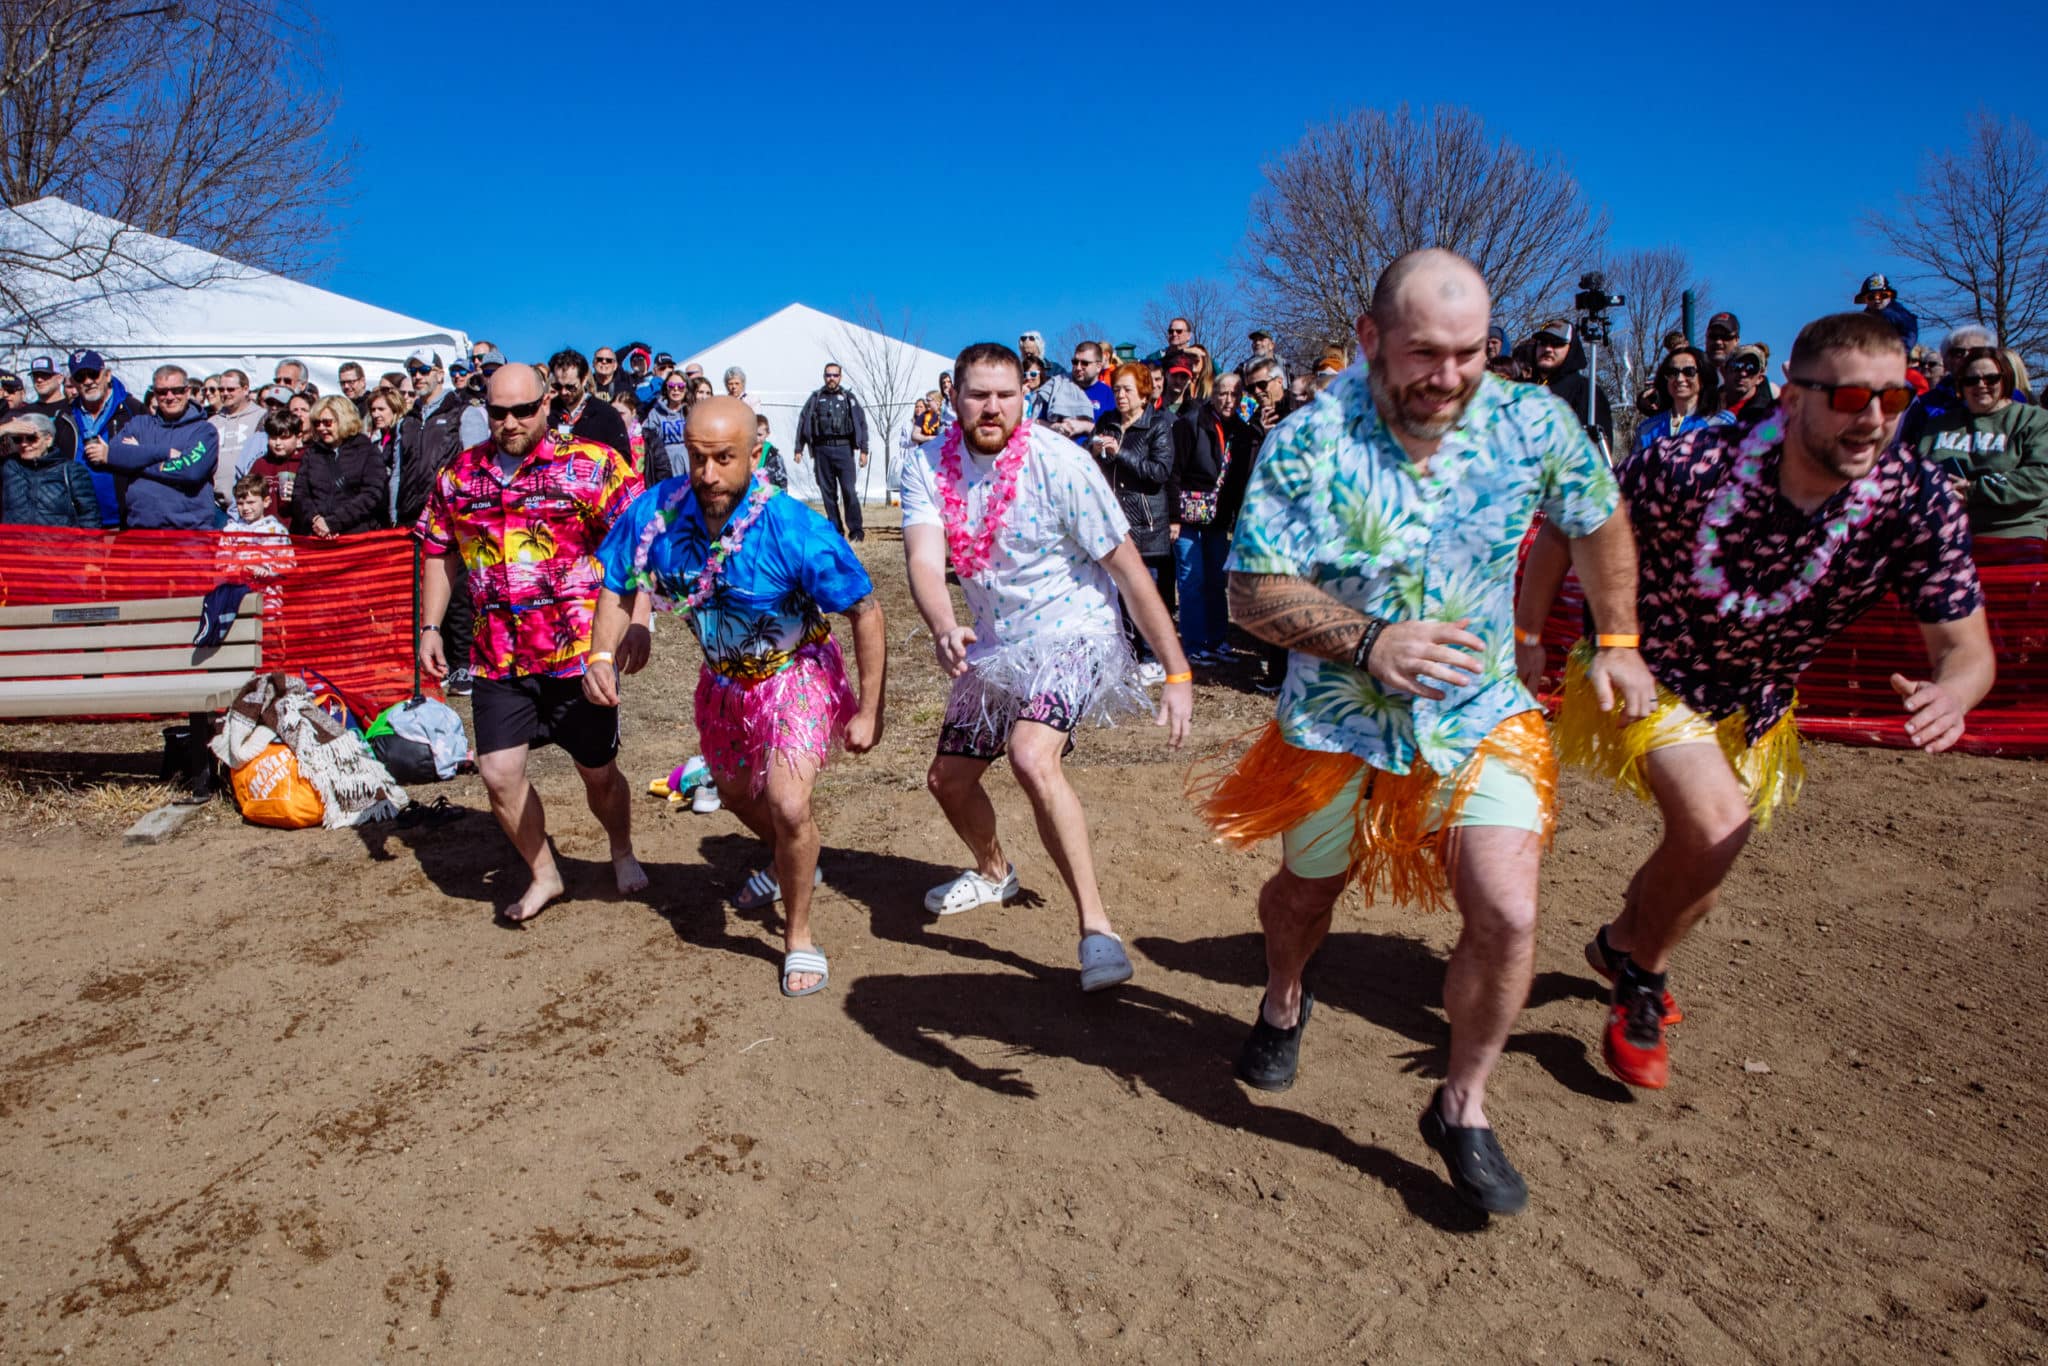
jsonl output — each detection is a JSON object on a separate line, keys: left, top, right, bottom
{"left": 1199, "top": 250, "right": 1654, "bottom": 1216}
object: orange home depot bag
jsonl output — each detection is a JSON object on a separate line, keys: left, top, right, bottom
{"left": 230, "top": 742, "right": 327, "bottom": 829}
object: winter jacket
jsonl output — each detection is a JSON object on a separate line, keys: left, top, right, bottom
{"left": 293, "top": 433, "right": 388, "bottom": 536}
{"left": 636, "top": 414, "right": 679, "bottom": 487}
{"left": 1172, "top": 405, "right": 1261, "bottom": 533}
{"left": 1872, "top": 300, "right": 1920, "bottom": 354}
{"left": 395, "top": 388, "right": 473, "bottom": 530}
{"left": 1, "top": 444, "right": 100, "bottom": 527}
{"left": 67, "top": 381, "right": 145, "bottom": 527}
{"left": 103, "top": 403, "right": 218, "bottom": 529}
{"left": 1093, "top": 407, "right": 1174, "bottom": 558}
{"left": 795, "top": 386, "right": 870, "bottom": 454}
{"left": 1633, "top": 409, "right": 1734, "bottom": 453}
{"left": 552, "top": 395, "right": 632, "bottom": 459}
{"left": 1537, "top": 332, "right": 1614, "bottom": 450}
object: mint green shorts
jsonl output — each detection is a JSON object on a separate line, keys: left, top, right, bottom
{"left": 1279, "top": 756, "right": 1545, "bottom": 881}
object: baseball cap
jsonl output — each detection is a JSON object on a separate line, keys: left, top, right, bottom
{"left": 1532, "top": 319, "right": 1572, "bottom": 343}
{"left": 406, "top": 347, "right": 443, "bottom": 370}
{"left": 473, "top": 348, "right": 507, "bottom": 372}
{"left": 449, "top": 359, "right": 474, "bottom": 378}
{"left": 1248, "top": 328, "right": 1272, "bottom": 342}
{"left": 28, "top": 355, "right": 55, "bottom": 376}
{"left": 0, "top": 369, "right": 20, "bottom": 390}
{"left": 1857, "top": 272, "right": 1893, "bottom": 300}
{"left": 68, "top": 348, "right": 106, "bottom": 375}
{"left": 654, "top": 352, "right": 674, "bottom": 366}
{"left": 1705, "top": 311, "right": 1740, "bottom": 337}
{"left": 260, "top": 383, "right": 294, "bottom": 405}
{"left": 1730, "top": 343, "right": 1768, "bottom": 369}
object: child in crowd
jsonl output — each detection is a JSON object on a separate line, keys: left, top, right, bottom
{"left": 758, "top": 414, "right": 788, "bottom": 490}
{"left": 246, "top": 412, "right": 305, "bottom": 524}
{"left": 227, "top": 473, "right": 287, "bottom": 533}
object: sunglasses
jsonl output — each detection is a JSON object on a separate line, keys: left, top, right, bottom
{"left": 1785, "top": 377, "right": 1916, "bottom": 416}
{"left": 594, "top": 356, "right": 616, "bottom": 364}
{"left": 1960, "top": 370, "right": 2005, "bottom": 390}
{"left": 485, "top": 397, "right": 546, "bottom": 421}
{"left": 73, "top": 368, "right": 103, "bottom": 381}
{"left": 552, "top": 381, "right": 583, "bottom": 394}
{"left": 1660, "top": 365, "right": 1700, "bottom": 379}
{"left": 405, "top": 364, "right": 431, "bottom": 376}
{"left": 1724, "top": 359, "right": 1762, "bottom": 377}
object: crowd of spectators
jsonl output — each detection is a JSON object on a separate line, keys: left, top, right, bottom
{"left": 0, "top": 269, "right": 2039, "bottom": 679}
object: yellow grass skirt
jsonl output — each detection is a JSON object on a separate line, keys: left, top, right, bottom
{"left": 1188, "top": 710, "right": 1557, "bottom": 912}
{"left": 1554, "top": 641, "right": 1804, "bottom": 828}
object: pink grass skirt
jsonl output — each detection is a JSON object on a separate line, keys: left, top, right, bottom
{"left": 693, "top": 638, "right": 858, "bottom": 795}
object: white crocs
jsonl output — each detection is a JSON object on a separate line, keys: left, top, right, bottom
{"left": 1078, "top": 931, "right": 1134, "bottom": 992}
{"left": 924, "top": 865, "right": 1020, "bottom": 916}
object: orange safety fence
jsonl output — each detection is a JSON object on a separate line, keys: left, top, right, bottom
{"left": 1530, "top": 540, "right": 2048, "bottom": 760}
{"left": 0, "top": 527, "right": 421, "bottom": 722}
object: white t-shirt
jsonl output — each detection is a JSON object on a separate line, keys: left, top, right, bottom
{"left": 900, "top": 421, "right": 1130, "bottom": 663}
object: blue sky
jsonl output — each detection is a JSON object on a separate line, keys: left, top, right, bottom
{"left": 323, "top": 2, "right": 2048, "bottom": 369}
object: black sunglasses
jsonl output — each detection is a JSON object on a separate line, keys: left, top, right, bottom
{"left": 1960, "top": 370, "right": 2005, "bottom": 390}
{"left": 1660, "top": 365, "right": 1700, "bottom": 379}
{"left": 405, "top": 364, "right": 431, "bottom": 376}
{"left": 485, "top": 397, "right": 546, "bottom": 421}
{"left": 1725, "top": 359, "right": 1762, "bottom": 377}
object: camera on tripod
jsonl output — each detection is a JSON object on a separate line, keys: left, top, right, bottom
{"left": 1573, "top": 272, "right": 1625, "bottom": 345}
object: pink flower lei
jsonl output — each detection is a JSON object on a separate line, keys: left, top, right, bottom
{"left": 935, "top": 418, "right": 1031, "bottom": 579}
{"left": 1691, "top": 415, "right": 1883, "bottom": 623}
{"left": 686, "top": 474, "right": 777, "bottom": 611}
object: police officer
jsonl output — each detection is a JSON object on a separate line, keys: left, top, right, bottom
{"left": 794, "top": 361, "right": 870, "bottom": 541}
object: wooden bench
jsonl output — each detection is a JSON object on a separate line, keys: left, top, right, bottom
{"left": 0, "top": 595, "right": 263, "bottom": 792}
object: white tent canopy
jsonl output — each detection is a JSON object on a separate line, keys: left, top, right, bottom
{"left": 0, "top": 196, "right": 468, "bottom": 396}
{"left": 683, "top": 303, "right": 955, "bottom": 504}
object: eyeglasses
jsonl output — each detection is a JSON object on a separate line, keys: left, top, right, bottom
{"left": 1725, "top": 359, "right": 1762, "bottom": 377}
{"left": 1960, "top": 370, "right": 2004, "bottom": 390}
{"left": 73, "top": 368, "right": 103, "bottom": 381}
{"left": 824, "top": 372, "right": 841, "bottom": 380}
{"left": 552, "top": 381, "right": 583, "bottom": 394}
{"left": 1169, "top": 326, "right": 1190, "bottom": 335}
{"left": 594, "top": 355, "right": 616, "bottom": 364}
{"left": 485, "top": 398, "right": 546, "bottom": 421}
{"left": 1784, "top": 376, "right": 1916, "bottom": 415}
{"left": 405, "top": 364, "right": 431, "bottom": 376}
{"left": 1660, "top": 365, "right": 1700, "bottom": 379}
{"left": 1023, "top": 370, "right": 1042, "bottom": 380}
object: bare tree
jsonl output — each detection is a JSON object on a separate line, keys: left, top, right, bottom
{"left": 1866, "top": 111, "right": 2048, "bottom": 361}
{"left": 1139, "top": 278, "right": 1247, "bottom": 358}
{"left": 1055, "top": 319, "right": 1108, "bottom": 362}
{"left": 834, "top": 299, "right": 928, "bottom": 506}
{"left": 1601, "top": 247, "right": 1710, "bottom": 381}
{"left": 0, "top": 0, "right": 350, "bottom": 344}
{"left": 1241, "top": 104, "right": 1606, "bottom": 359}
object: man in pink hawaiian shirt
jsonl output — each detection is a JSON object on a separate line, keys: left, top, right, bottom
{"left": 1518, "top": 312, "right": 1996, "bottom": 1092}
{"left": 417, "top": 362, "right": 652, "bottom": 924}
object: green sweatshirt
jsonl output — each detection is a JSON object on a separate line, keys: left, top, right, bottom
{"left": 1914, "top": 400, "right": 2048, "bottom": 540}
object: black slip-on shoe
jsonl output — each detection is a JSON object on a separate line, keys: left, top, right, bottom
{"left": 1418, "top": 1086, "right": 1529, "bottom": 1215}
{"left": 1235, "top": 991, "right": 1314, "bottom": 1091}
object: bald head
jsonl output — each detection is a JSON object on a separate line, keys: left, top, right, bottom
{"left": 685, "top": 396, "right": 763, "bottom": 520}
{"left": 686, "top": 396, "right": 755, "bottom": 449}
{"left": 1368, "top": 249, "right": 1490, "bottom": 331}
{"left": 485, "top": 360, "right": 549, "bottom": 456}
{"left": 486, "top": 361, "right": 543, "bottom": 406}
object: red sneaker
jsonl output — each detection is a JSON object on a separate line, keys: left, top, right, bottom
{"left": 1584, "top": 931, "right": 1683, "bottom": 1025}
{"left": 1604, "top": 984, "right": 1670, "bottom": 1089}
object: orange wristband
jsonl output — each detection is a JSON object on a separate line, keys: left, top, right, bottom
{"left": 1513, "top": 628, "right": 1543, "bottom": 647}
{"left": 1163, "top": 671, "right": 1193, "bottom": 685}
{"left": 1595, "top": 633, "right": 1640, "bottom": 649}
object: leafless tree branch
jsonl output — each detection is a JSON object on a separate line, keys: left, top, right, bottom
{"left": 835, "top": 298, "right": 928, "bottom": 503}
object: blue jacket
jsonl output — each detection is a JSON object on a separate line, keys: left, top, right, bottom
{"left": 68, "top": 378, "right": 145, "bottom": 527}
{"left": 103, "top": 403, "right": 218, "bottom": 529}
{"left": 1634, "top": 409, "right": 1733, "bottom": 453}
{"left": 1873, "top": 300, "right": 1919, "bottom": 354}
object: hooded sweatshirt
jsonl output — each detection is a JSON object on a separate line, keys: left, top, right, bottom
{"left": 103, "top": 402, "right": 218, "bottom": 529}
{"left": 1537, "top": 329, "right": 1614, "bottom": 449}
{"left": 1913, "top": 400, "right": 2048, "bottom": 540}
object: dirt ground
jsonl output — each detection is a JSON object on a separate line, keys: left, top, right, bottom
{"left": 2, "top": 517, "right": 2045, "bottom": 1364}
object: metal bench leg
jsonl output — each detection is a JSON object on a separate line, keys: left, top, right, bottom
{"left": 184, "top": 711, "right": 218, "bottom": 800}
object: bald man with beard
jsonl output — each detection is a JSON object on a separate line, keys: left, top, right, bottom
{"left": 592, "top": 397, "right": 887, "bottom": 998}
{"left": 417, "top": 362, "right": 651, "bottom": 925}
{"left": 1200, "top": 249, "right": 1656, "bottom": 1215}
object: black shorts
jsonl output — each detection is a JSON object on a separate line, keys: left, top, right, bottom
{"left": 470, "top": 673, "right": 620, "bottom": 769}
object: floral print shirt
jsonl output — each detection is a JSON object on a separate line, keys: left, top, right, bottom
{"left": 416, "top": 436, "right": 644, "bottom": 680}
{"left": 1620, "top": 416, "right": 1983, "bottom": 741}
{"left": 596, "top": 477, "right": 872, "bottom": 685}
{"left": 1229, "top": 366, "right": 1619, "bottom": 775}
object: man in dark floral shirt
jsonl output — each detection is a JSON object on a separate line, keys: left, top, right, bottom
{"left": 1517, "top": 312, "right": 1996, "bottom": 1092}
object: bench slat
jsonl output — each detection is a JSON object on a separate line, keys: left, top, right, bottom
{"left": 0, "top": 672, "right": 255, "bottom": 718}
{"left": 0, "top": 643, "right": 262, "bottom": 680}
{"left": 0, "top": 597, "right": 210, "bottom": 628}
{"left": 0, "top": 617, "right": 261, "bottom": 653}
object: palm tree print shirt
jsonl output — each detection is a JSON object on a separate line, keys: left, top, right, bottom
{"left": 1228, "top": 367, "right": 1619, "bottom": 776}
{"left": 417, "top": 436, "right": 645, "bottom": 680}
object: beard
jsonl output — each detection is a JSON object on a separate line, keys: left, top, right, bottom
{"left": 498, "top": 422, "right": 544, "bottom": 457}
{"left": 1792, "top": 403, "right": 1890, "bottom": 481}
{"left": 963, "top": 408, "right": 1017, "bottom": 455}
{"left": 1368, "top": 365, "right": 1477, "bottom": 442}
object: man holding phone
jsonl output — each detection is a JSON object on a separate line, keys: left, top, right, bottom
{"left": 1517, "top": 312, "right": 1996, "bottom": 1093}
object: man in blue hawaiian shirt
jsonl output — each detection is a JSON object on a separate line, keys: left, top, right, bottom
{"left": 589, "top": 398, "right": 887, "bottom": 999}
{"left": 1199, "top": 249, "right": 1656, "bottom": 1216}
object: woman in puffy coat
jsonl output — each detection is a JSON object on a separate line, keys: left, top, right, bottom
{"left": 1089, "top": 361, "right": 1177, "bottom": 677}
{"left": 294, "top": 396, "right": 388, "bottom": 538}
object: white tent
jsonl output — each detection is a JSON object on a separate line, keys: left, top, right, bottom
{"left": 683, "top": 303, "right": 956, "bottom": 504}
{"left": 0, "top": 196, "right": 468, "bottom": 396}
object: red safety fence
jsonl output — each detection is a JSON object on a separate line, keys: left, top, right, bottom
{"left": 1532, "top": 542, "right": 2048, "bottom": 759}
{"left": 0, "top": 527, "right": 420, "bottom": 722}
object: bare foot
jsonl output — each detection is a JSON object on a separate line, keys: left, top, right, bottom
{"left": 501, "top": 864, "right": 566, "bottom": 924}
{"left": 784, "top": 939, "right": 822, "bottom": 995}
{"left": 612, "top": 851, "right": 649, "bottom": 895}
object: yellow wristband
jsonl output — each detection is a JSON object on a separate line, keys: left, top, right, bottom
{"left": 1163, "top": 671, "right": 1193, "bottom": 685}
{"left": 589, "top": 651, "right": 615, "bottom": 665}
{"left": 1595, "top": 634, "right": 1640, "bottom": 649}
{"left": 1513, "top": 628, "right": 1543, "bottom": 647}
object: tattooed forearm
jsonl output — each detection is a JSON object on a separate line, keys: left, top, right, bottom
{"left": 1227, "top": 572, "right": 1370, "bottom": 662}
{"left": 841, "top": 594, "right": 879, "bottom": 619}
